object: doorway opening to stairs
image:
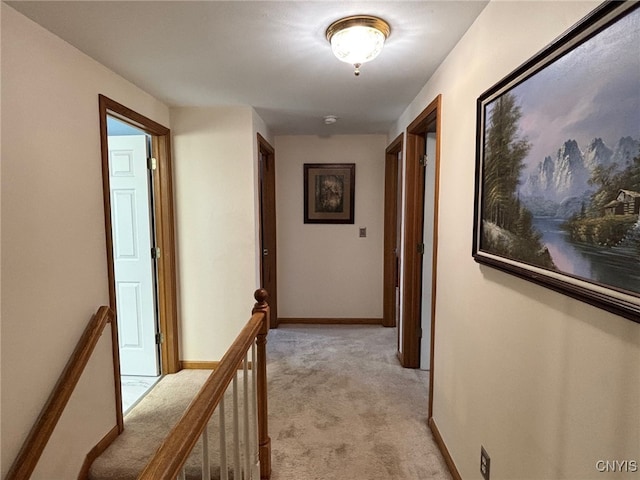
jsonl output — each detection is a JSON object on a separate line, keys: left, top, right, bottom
{"left": 106, "top": 117, "right": 161, "bottom": 411}
{"left": 99, "top": 95, "right": 180, "bottom": 423}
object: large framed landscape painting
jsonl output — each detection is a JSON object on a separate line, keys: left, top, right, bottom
{"left": 473, "top": 1, "right": 640, "bottom": 322}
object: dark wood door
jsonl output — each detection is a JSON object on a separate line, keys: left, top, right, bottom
{"left": 258, "top": 134, "right": 278, "bottom": 328}
{"left": 383, "top": 135, "right": 403, "bottom": 329}
{"left": 395, "top": 149, "right": 403, "bottom": 347}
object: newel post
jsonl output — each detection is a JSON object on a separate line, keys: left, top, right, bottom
{"left": 253, "top": 288, "right": 271, "bottom": 479}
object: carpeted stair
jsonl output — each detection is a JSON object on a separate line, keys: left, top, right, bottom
{"left": 89, "top": 369, "right": 247, "bottom": 480}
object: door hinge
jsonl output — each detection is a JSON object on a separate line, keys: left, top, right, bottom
{"left": 418, "top": 328, "right": 423, "bottom": 339}
{"left": 417, "top": 243, "right": 425, "bottom": 255}
{"left": 155, "top": 332, "right": 164, "bottom": 344}
{"left": 147, "top": 157, "right": 157, "bottom": 170}
{"left": 419, "top": 154, "right": 428, "bottom": 167}
{"left": 151, "top": 247, "right": 161, "bottom": 259}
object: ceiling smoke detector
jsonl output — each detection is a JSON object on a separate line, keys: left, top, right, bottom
{"left": 323, "top": 115, "right": 338, "bottom": 125}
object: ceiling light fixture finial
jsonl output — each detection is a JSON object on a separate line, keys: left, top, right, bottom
{"left": 326, "top": 15, "right": 390, "bottom": 76}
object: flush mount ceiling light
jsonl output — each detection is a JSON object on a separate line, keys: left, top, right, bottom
{"left": 326, "top": 15, "right": 391, "bottom": 76}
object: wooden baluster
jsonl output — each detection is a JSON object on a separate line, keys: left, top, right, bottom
{"left": 202, "top": 423, "right": 211, "bottom": 479}
{"left": 251, "top": 341, "right": 260, "bottom": 478}
{"left": 252, "top": 289, "right": 271, "bottom": 480}
{"left": 243, "top": 354, "right": 251, "bottom": 477}
{"left": 232, "top": 374, "right": 241, "bottom": 477}
{"left": 219, "top": 397, "right": 229, "bottom": 480}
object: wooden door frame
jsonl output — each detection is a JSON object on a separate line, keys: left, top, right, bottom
{"left": 383, "top": 134, "right": 404, "bottom": 327}
{"left": 400, "top": 95, "right": 441, "bottom": 412}
{"left": 257, "top": 133, "right": 278, "bottom": 328}
{"left": 99, "top": 95, "right": 180, "bottom": 428}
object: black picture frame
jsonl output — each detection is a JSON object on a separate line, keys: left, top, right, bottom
{"left": 304, "top": 163, "right": 355, "bottom": 224}
{"left": 473, "top": 1, "right": 640, "bottom": 323}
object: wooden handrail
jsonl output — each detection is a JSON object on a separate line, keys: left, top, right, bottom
{"left": 138, "top": 289, "right": 271, "bottom": 480}
{"left": 6, "top": 306, "right": 115, "bottom": 480}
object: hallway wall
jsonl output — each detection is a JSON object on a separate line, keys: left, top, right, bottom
{"left": 171, "top": 106, "right": 271, "bottom": 361}
{"left": 391, "top": 1, "right": 639, "bottom": 479}
{"left": 1, "top": 4, "right": 171, "bottom": 477}
{"left": 275, "top": 135, "right": 386, "bottom": 320}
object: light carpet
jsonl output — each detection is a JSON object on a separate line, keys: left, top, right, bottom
{"left": 89, "top": 325, "right": 452, "bottom": 479}
{"left": 267, "top": 324, "right": 452, "bottom": 480}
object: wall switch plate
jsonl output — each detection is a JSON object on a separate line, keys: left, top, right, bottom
{"left": 480, "top": 446, "right": 491, "bottom": 480}
{"left": 359, "top": 227, "right": 366, "bottom": 238}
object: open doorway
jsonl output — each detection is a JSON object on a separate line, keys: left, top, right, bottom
{"left": 99, "top": 95, "right": 179, "bottom": 422}
{"left": 400, "top": 95, "right": 441, "bottom": 417}
{"left": 106, "top": 117, "right": 160, "bottom": 411}
{"left": 419, "top": 130, "right": 438, "bottom": 370}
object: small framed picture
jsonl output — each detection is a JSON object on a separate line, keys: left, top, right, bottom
{"left": 304, "top": 163, "right": 355, "bottom": 224}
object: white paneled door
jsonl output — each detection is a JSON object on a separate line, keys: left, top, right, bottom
{"left": 420, "top": 132, "right": 437, "bottom": 370}
{"left": 108, "top": 135, "right": 159, "bottom": 376}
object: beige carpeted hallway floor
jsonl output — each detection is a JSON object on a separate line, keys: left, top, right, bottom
{"left": 90, "top": 324, "right": 452, "bottom": 479}
{"left": 267, "top": 324, "right": 452, "bottom": 480}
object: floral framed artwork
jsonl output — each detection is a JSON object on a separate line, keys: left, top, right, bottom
{"left": 304, "top": 163, "right": 355, "bottom": 224}
{"left": 472, "top": 1, "right": 640, "bottom": 322}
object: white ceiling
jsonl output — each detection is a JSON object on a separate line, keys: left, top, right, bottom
{"left": 6, "top": 1, "right": 488, "bottom": 135}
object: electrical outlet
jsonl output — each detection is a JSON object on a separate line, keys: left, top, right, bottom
{"left": 480, "top": 446, "right": 491, "bottom": 480}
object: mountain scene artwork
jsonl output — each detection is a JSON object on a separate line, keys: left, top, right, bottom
{"left": 479, "top": 5, "right": 640, "bottom": 296}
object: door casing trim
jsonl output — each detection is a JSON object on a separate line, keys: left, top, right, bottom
{"left": 98, "top": 95, "right": 180, "bottom": 428}
{"left": 400, "top": 95, "right": 441, "bottom": 420}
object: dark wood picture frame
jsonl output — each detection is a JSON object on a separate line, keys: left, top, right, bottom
{"left": 473, "top": 1, "right": 640, "bottom": 323}
{"left": 304, "top": 163, "right": 355, "bottom": 224}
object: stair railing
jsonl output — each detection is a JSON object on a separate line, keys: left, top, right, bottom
{"left": 6, "top": 306, "right": 116, "bottom": 480}
{"left": 138, "top": 289, "right": 271, "bottom": 480}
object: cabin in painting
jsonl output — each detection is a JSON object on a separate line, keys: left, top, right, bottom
{"left": 604, "top": 189, "right": 640, "bottom": 216}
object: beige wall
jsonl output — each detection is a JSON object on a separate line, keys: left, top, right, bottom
{"left": 171, "top": 106, "right": 268, "bottom": 361}
{"left": 1, "top": 4, "right": 170, "bottom": 477}
{"left": 275, "top": 135, "right": 386, "bottom": 320}
{"left": 391, "top": 1, "right": 640, "bottom": 479}
{"left": 4, "top": 1, "right": 639, "bottom": 478}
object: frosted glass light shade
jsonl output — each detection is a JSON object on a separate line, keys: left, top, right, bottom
{"left": 330, "top": 25, "right": 386, "bottom": 65}
{"left": 326, "top": 16, "right": 390, "bottom": 74}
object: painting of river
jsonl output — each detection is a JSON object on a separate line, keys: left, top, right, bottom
{"left": 531, "top": 216, "right": 640, "bottom": 295}
{"left": 473, "top": 2, "right": 640, "bottom": 319}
